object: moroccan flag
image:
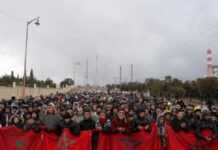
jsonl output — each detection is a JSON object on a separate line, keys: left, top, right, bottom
{"left": 130, "top": 125, "right": 161, "bottom": 150}
{"left": 0, "top": 127, "right": 41, "bottom": 150}
{"left": 167, "top": 126, "right": 198, "bottom": 150}
{"left": 57, "top": 129, "right": 92, "bottom": 150}
{"left": 41, "top": 131, "right": 58, "bottom": 150}
{"left": 211, "top": 140, "right": 218, "bottom": 150}
{"left": 97, "top": 133, "right": 111, "bottom": 150}
{"left": 98, "top": 124, "right": 161, "bottom": 150}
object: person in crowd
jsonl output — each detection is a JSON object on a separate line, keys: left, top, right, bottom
{"left": 0, "top": 103, "right": 6, "bottom": 127}
{"left": 195, "top": 110, "right": 218, "bottom": 148}
{"left": 0, "top": 91, "right": 217, "bottom": 149}
{"left": 96, "top": 111, "right": 111, "bottom": 133}
{"left": 39, "top": 102, "right": 62, "bottom": 135}
{"left": 126, "top": 112, "right": 138, "bottom": 133}
{"left": 72, "top": 108, "right": 84, "bottom": 123}
{"left": 111, "top": 109, "right": 128, "bottom": 133}
{"left": 163, "top": 111, "right": 172, "bottom": 125}
{"left": 171, "top": 110, "right": 190, "bottom": 132}
{"left": 157, "top": 115, "right": 167, "bottom": 149}
{"left": 23, "top": 111, "right": 41, "bottom": 132}
{"left": 60, "top": 112, "right": 80, "bottom": 135}
{"left": 10, "top": 116, "right": 23, "bottom": 129}
{"left": 79, "top": 108, "right": 97, "bottom": 150}
{"left": 79, "top": 108, "right": 96, "bottom": 130}
{"left": 135, "top": 108, "right": 152, "bottom": 132}
{"left": 185, "top": 105, "right": 196, "bottom": 130}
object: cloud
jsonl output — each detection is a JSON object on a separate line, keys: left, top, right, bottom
{"left": 0, "top": 0, "right": 218, "bottom": 85}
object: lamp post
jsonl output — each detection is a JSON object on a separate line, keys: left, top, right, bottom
{"left": 22, "top": 17, "right": 40, "bottom": 98}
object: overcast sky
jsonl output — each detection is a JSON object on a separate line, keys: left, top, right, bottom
{"left": 0, "top": 0, "right": 218, "bottom": 85}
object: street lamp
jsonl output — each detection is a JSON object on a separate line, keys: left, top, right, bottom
{"left": 22, "top": 17, "right": 40, "bottom": 97}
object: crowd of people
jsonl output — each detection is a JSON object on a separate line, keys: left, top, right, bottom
{"left": 0, "top": 91, "right": 218, "bottom": 149}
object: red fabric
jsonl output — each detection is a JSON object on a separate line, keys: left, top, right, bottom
{"left": 98, "top": 124, "right": 162, "bottom": 150}
{"left": 4, "top": 126, "right": 218, "bottom": 150}
{"left": 167, "top": 126, "right": 218, "bottom": 150}
{"left": 41, "top": 131, "right": 58, "bottom": 150}
{"left": 97, "top": 133, "right": 111, "bottom": 150}
{"left": 57, "top": 129, "right": 92, "bottom": 150}
{"left": 0, "top": 128, "right": 92, "bottom": 150}
{"left": 211, "top": 140, "right": 218, "bottom": 150}
{"left": 167, "top": 126, "right": 198, "bottom": 150}
{"left": 199, "top": 129, "right": 215, "bottom": 149}
{"left": 0, "top": 127, "right": 41, "bottom": 150}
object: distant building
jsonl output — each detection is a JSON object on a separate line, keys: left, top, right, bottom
{"left": 206, "top": 48, "right": 213, "bottom": 77}
{"left": 144, "top": 90, "right": 151, "bottom": 97}
{"left": 206, "top": 48, "right": 218, "bottom": 77}
{"left": 213, "top": 65, "right": 218, "bottom": 77}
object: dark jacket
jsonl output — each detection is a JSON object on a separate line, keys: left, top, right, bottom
{"left": 135, "top": 116, "right": 152, "bottom": 132}
{"left": 23, "top": 121, "right": 41, "bottom": 133}
{"left": 39, "top": 112, "right": 62, "bottom": 132}
{"left": 171, "top": 117, "right": 190, "bottom": 132}
{"left": 60, "top": 120, "right": 80, "bottom": 135}
{"left": 0, "top": 112, "right": 6, "bottom": 127}
{"left": 79, "top": 118, "right": 95, "bottom": 130}
{"left": 127, "top": 118, "right": 138, "bottom": 133}
{"left": 98, "top": 118, "right": 112, "bottom": 133}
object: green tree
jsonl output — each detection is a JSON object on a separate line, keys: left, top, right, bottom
{"left": 0, "top": 75, "right": 12, "bottom": 86}
{"left": 60, "top": 78, "right": 74, "bottom": 88}
{"left": 197, "top": 77, "right": 218, "bottom": 99}
{"left": 30, "top": 69, "right": 34, "bottom": 82}
{"left": 45, "top": 78, "right": 56, "bottom": 88}
{"left": 145, "top": 78, "right": 163, "bottom": 97}
{"left": 28, "top": 69, "right": 35, "bottom": 87}
{"left": 11, "top": 71, "right": 15, "bottom": 80}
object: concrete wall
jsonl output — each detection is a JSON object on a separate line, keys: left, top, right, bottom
{"left": 0, "top": 86, "right": 71, "bottom": 100}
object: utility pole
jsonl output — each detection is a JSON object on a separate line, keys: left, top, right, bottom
{"left": 119, "top": 66, "right": 122, "bottom": 84}
{"left": 130, "top": 64, "right": 133, "bottom": 82}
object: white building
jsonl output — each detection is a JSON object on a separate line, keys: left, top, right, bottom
{"left": 213, "top": 65, "right": 218, "bottom": 77}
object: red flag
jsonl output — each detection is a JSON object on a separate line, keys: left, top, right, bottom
{"left": 41, "top": 131, "right": 58, "bottom": 150}
{"left": 57, "top": 129, "right": 92, "bottom": 150}
{"left": 98, "top": 124, "right": 161, "bottom": 150}
{"left": 130, "top": 124, "right": 162, "bottom": 150}
{"left": 0, "top": 127, "right": 41, "bottom": 150}
{"left": 211, "top": 140, "right": 218, "bottom": 150}
{"left": 97, "top": 133, "right": 111, "bottom": 150}
{"left": 167, "top": 126, "right": 198, "bottom": 150}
